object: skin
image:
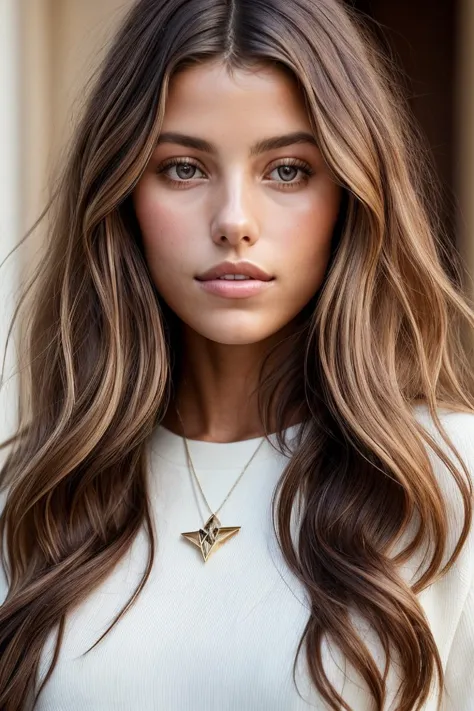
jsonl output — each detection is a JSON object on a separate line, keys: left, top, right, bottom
{"left": 132, "top": 59, "right": 342, "bottom": 442}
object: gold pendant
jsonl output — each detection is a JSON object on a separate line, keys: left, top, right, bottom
{"left": 181, "top": 513, "right": 240, "bottom": 562}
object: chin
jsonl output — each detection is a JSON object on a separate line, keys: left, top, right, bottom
{"left": 190, "top": 315, "right": 283, "bottom": 345}
{"left": 206, "top": 333, "right": 268, "bottom": 345}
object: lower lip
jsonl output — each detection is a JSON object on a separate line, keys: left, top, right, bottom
{"left": 195, "top": 278, "right": 274, "bottom": 299}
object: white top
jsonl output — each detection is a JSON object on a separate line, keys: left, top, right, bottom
{"left": 1, "top": 404, "right": 473, "bottom": 710}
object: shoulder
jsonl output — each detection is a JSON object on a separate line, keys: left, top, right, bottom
{"left": 411, "top": 403, "right": 474, "bottom": 581}
{"left": 410, "top": 408, "right": 474, "bottom": 701}
{"left": 412, "top": 403, "right": 474, "bottom": 486}
{"left": 412, "top": 402, "right": 474, "bottom": 446}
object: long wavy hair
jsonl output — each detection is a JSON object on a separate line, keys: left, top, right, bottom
{"left": 1, "top": 0, "right": 474, "bottom": 709}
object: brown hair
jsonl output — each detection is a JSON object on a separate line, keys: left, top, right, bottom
{"left": 1, "top": 0, "right": 474, "bottom": 709}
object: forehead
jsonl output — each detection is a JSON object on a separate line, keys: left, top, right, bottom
{"left": 162, "top": 59, "right": 311, "bottom": 133}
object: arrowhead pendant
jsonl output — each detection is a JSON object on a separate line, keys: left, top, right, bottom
{"left": 181, "top": 513, "right": 240, "bottom": 562}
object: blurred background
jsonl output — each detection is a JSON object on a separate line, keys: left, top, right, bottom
{"left": 0, "top": 0, "right": 473, "bottom": 443}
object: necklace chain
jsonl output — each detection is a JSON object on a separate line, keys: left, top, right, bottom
{"left": 176, "top": 408, "right": 266, "bottom": 517}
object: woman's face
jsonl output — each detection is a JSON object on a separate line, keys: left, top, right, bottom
{"left": 133, "top": 59, "right": 342, "bottom": 345}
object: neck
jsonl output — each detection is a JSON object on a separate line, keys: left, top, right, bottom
{"left": 162, "top": 321, "right": 307, "bottom": 443}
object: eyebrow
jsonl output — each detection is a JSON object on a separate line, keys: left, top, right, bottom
{"left": 155, "top": 130, "right": 319, "bottom": 157}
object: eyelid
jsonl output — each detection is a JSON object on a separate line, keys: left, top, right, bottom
{"left": 267, "top": 157, "right": 313, "bottom": 172}
{"left": 158, "top": 156, "right": 202, "bottom": 170}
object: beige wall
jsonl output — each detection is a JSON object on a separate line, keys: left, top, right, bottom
{"left": 49, "top": 0, "right": 131, "bottom": 169}
{"left": 20, "top": 0, "right": 132, "bottom": 272}
{"left": 20, "top": 0, "right": 53, "bottom": 263}
{"left": 0, "top": 0, "right": 22, "bottom": 442}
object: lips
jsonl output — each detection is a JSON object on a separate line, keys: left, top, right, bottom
{"left": 196, "top": 260, "right": 274, "bottom": 282}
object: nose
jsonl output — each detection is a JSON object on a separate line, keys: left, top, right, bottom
{"left": 210, "top": 172, "right": 259, "bottom": 247}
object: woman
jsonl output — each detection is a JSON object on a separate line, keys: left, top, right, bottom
{"left": 0, "top": 0, "right": 473, "bottom": 709}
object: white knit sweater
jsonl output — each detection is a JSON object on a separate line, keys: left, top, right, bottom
{"left": 1, "top": 404, "right": 473, "bottom": 710}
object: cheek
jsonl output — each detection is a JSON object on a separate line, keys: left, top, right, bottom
{"left": 133, "top": 186, "right": 193, "bottom": 268}
{"left": 274, "top": 187, "right": 340, "bottom": 280}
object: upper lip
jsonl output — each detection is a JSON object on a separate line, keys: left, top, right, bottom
{"left": 196, "top": 260, "right": 274, "bottom": 282}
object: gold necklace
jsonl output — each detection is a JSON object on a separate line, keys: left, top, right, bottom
{"left": 177, "top": 409, "right": 266, "bottom": 562}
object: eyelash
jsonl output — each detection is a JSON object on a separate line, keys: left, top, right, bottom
{"left": 156, "top": 157, "right": 314, "bottom": 190}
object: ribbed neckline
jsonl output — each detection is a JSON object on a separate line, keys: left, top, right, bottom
{"left": 149, "top": 421, "right": 305, "bottom": 470}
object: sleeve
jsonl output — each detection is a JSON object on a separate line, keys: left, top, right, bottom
{"left": 421, "top": 409, "right": 474, "bottom": 710}
{"left": 440, "top": 577, "right": 474, "bottom": 710}
{"left": 436, "top": 410, "right": 474, "bottom": 710}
